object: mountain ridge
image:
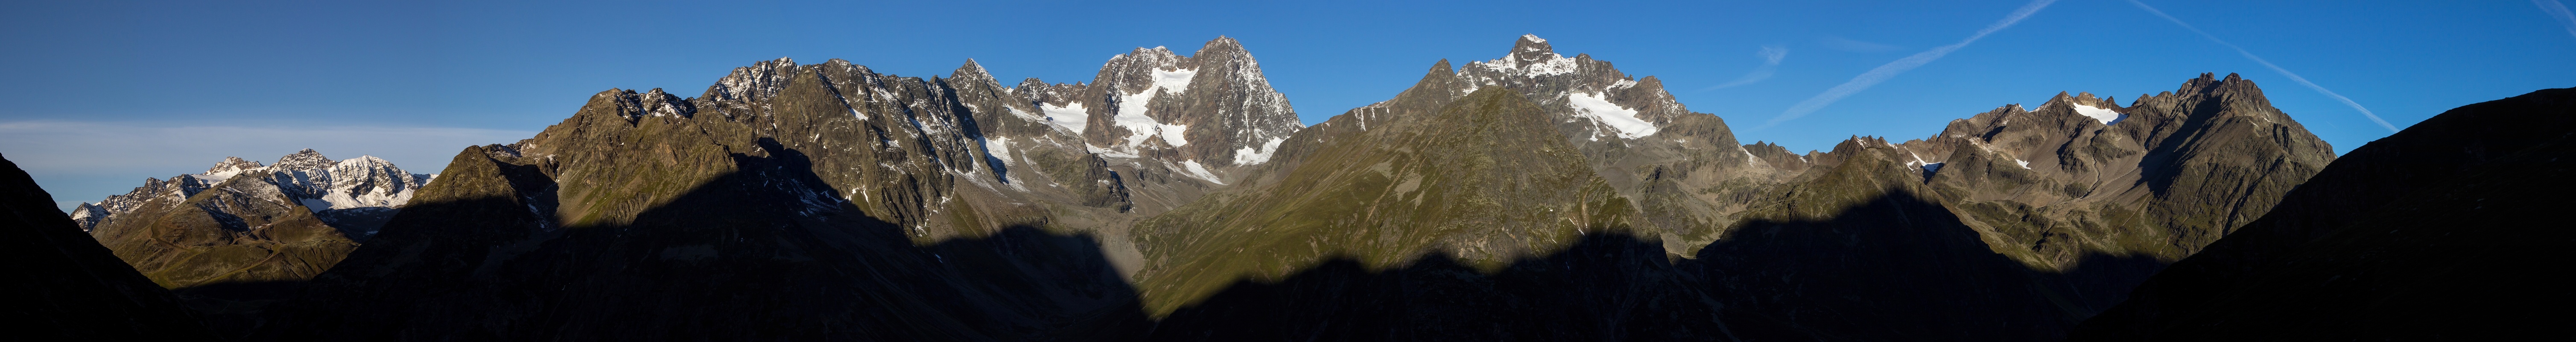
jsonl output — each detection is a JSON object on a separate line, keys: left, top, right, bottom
{"left": 18, "top": 35, "right": 2389, "bottom": 341}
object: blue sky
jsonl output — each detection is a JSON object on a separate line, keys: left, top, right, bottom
{"left": 6, "top": 0, "right": 2573, "bottom": 211}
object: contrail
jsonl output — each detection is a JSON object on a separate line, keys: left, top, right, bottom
{"left": 1703, "top": 45, "right": 1789, "bottom": 90}
{"left": 1761, "top": 0, "right": 2058, "bottom": 128}
{"left": 2127, "top": 0, "right": 2400, "bottom": 133}
{"left": 2539, "top": 0, "right": 2576, "bottom": 39}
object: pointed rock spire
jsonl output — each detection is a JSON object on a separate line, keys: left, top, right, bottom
{"left": 953, "top": 59, "right": 995, "bottom": 83}
{"left": 1510, "top": 34, "right": 1556, "bottom": 64}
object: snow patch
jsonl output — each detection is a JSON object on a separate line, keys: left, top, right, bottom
{"left": 1159, "top": 124, "right": 1189, "bottom": 147}
{"left": 1567, "top": 92, "right": 1658, "bottom": 139}
{"left": 1108, "top": 68, "right": 1200, "bottom": 152}
{"left": 1177, "top": 160, "right": 1225, "bottom": 185}
{"left": 984, "top": 137, "right": 1013, "bottom": 167}
{"left": 1234, "top": 137, "right": 1287, "bottom": 165}
{"left": 1152, "top": 68, "right": 1197, "bottom": 94}
{"left": 2073, "top": 103, "right": 2127, "bottom": 125}
{"left": 1904, "top": 152, "right": 1943, "bottom": 174}
{"left": 1040, "top": 102, "right": 1089, "bottom": 134}
{"left": 1005, "top": 105, "right": 1043, "bottom": 122}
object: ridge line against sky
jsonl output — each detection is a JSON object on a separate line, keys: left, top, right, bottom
{"left": 1759, "top": 0, "right": 2059, "bottom": 129}
{"left": 2126, "top": 0, "right": 2400, "bottom": 133}
{"left": 2540, "top": 0, "right": 2576, "bottom": 39}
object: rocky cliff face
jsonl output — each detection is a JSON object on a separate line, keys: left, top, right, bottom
{"left": 2065, "top": 87, "right": 2576, "bottom": 341}
{"left": 1881, "top": 74, "right": 2337, "bottom": 270}
{"left": 1, "top": 153, "right": 216, "bottom": 340}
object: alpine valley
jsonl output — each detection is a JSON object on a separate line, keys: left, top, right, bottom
{"left": 9, "top": 35, "right": 2567, "bottom": 341}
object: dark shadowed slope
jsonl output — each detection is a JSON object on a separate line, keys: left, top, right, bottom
{"left": 265, "top": 141, "right": 1151, "bottom": 341}
{"left": 0, "top": 153, "right": 216, "bottom": 340}
{"left": 2067, "top": 87, "right": 2576, "bottom": 341}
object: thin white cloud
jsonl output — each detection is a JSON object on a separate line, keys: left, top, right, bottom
{"left": 0, "top": 121, "right": 535, "bottom": 210}
{"left": 2126, "top": 0, "right": 2401, "bottom": 133}
{"left": 2538, "top": 0, "right": 2576, "bottom": 39}
{"left": 1761, "top": 0, "right": 2059, "bottom": 128}
{"left": 1818, "top": 36, "right": 1904, "bottom": 53}
{"left": 1703, "top": 45, "right": 1790, "bottom": 90}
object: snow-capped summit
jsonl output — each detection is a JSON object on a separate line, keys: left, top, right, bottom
{"left": 1448, "top": 35, "right": 1697, "bottom": 141}
{"left": 1037, "top": 36, "right": 1301, "bottom": 183}
{"left": 74, "top": 150, "right": 435, "bottom": 236}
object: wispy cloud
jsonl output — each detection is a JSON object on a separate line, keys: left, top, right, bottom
{"left": 1761, "top": 0, "right": 2059, "bottom": 128}
{"left": 0, "top": 121, "right": 535, "bottom": 211}
{"left": 2126, "top": 0, "right": 2400, "bottom": 133}
{"left": 1817, "top": 36, "right": 1904, "bottom": 53}
{"left": 1703, "top": 45, "right": 1790, "bottom": 90}
{"left": 2539, "top": 0, "right": 2576, "bottom": 39}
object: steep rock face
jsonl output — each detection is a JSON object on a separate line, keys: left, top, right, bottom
{"left": 75, "top": 149, "right": 429, "bottom": 335}
{"left": 1071, "top": 37, "right": 1302, "bottom": 177}
{"left": 2065, "top": 88, "right": 2576, "bottom": 341}
{"left": 1862, "top": 74, "right": 2336, "bottom": 269}
{"left": 0, "top": 153, "right": 216, "bottom": 340}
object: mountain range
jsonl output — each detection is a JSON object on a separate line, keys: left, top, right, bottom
{"left": 8, "top": 35, "right": 2563, "bottom": 341}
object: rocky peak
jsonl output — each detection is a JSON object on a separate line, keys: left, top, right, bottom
{"left": 67, "top": 202, "right": 108, "bottom": 231}
{"left": 707, "top": 57, "right": 797, "bottom": 102}
{"left": 273, "top": 149, "right": 335, "bottom": 170}
{"left": 1076, "top": 36, "right": 1302, "bottom": 175}
{"left": 1508, "top": 34, "right": 1558, "bottom": 66}
{"left": 951, "top": 59, "right": 999, "bottom": 87}
{"left": 207, "top": 156, "right": 263, "bottom": 174}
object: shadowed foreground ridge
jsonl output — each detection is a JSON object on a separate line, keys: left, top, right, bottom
{"left": 266, "top": 141, "right": 1151, "bottom": 341}
{"left": 0, "top": 153, "right": 216, "bottom": 339}
{"left": 2066, "top": 87, "right": 2576, "bottom": 341}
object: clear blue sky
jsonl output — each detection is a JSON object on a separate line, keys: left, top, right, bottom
{"left": 6, "top": 0, "right": 2573, "bottom": 211}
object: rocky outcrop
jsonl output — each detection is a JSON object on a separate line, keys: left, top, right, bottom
{"left": 2065, "top": 87, "right": 2576, "bottom": 341}
{"left": 1, "top": 153, "right": 216, "bottom": 340}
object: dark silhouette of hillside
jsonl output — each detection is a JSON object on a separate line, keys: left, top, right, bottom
{"left": 1140, "top": 189, "right": 2158, "bottom": 342}
{"left": 2065, "top": 88, "right": 2576, "bottom": 341}
{"left": 0, "top": 153, "right": 218, "bottom": 340}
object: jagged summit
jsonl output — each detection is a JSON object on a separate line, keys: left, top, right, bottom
{"left": 952, "top": 59, "right": 996, "bottom": 83}
{"left": 207, "top": 156, "right": 262, "bottom": 174}
{"left": 80, "top": 150, "right": 435, "bottom": 233}
{"left": 1509, "top": 34, "right": 1557, "bottom": 64}
{"left": 273, "top": 148, "right": 335, "bottom": 170}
